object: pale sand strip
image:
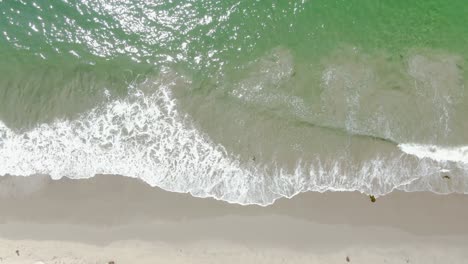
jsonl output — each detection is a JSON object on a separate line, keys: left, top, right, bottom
{"left": 0, "top": 174, "right": 467, "bottom": 263}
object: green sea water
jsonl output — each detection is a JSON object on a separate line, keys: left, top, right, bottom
{"left": 0, "top": 0, "right": 467, "bottom": 205}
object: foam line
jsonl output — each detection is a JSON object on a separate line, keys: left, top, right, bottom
{"left": 399, "top": 144, "right": 468, "bottom": 164}
{"left": 1, "top": 78, "right": 467, "bottom": 205}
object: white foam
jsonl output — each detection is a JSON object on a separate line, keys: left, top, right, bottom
{"left": 1, "top": 74, "right": 467, "bottom": 205}
{"left": 399, "top": 143, "right": 468, "bottom": 164}
{"left": 0, "top": 75, "right": 279, "bottom": 204}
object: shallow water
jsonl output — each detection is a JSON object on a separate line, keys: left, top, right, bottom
{"left": 0, "top": 0, "right": 467, "bottom": 205}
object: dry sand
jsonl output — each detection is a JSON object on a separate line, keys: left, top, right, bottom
{"left": 0, "top": 174, "right": 468, "bottom": 263}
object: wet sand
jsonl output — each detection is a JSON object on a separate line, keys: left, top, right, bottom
{"left": 0, "top": 174, "right": 468, "bottom": 263}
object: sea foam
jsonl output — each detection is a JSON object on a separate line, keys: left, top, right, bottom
{"left": 0, "top": 74, "right": 467, "bottom": 205}
{"left": 398, "top": 144, "right": 468, "bottom": 164}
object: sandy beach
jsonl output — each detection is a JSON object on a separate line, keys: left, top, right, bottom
{"left": 0, "top": 174, "right": 467, "bottom": 263}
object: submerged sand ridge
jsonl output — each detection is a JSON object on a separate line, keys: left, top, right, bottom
{"left": 0, "top": 175, "right": 468, "bottom": 263}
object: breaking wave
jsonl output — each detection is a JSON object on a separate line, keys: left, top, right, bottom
{"left": 0, "top": 72, "right": 467, "bottom": 206}
{"left": 399, "top": 144, "right": 468, "bottom": 164}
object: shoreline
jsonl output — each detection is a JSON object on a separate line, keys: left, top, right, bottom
{"left": 1, "top": 174, "right": 468, "bottom": 263}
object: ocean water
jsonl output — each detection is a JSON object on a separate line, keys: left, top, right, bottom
{"left": 0, "top": 0, "right": 467, "bottom": 205}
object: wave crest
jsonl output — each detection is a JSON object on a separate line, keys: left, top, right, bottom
{"left": 1, "top": 73, "right": 467, "bottom": 205}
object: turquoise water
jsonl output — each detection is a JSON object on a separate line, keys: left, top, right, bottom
{"left": 0, "top": 0, "right": 467, "bottom": 205}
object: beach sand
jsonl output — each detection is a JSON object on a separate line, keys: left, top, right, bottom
{"left": 0, "top": 174, "right": 467, "bottom": 263}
